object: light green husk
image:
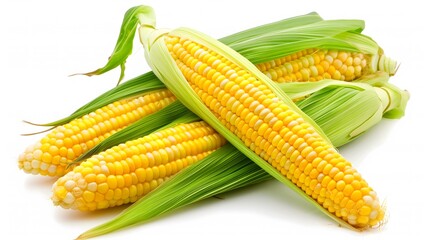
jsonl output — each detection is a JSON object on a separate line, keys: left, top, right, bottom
{"left": 75, "top": 5, "right": 406, "bottom": 232}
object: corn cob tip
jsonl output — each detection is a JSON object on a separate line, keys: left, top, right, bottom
{"left": 18, "top": 141, "right": 65, "bottom": 176}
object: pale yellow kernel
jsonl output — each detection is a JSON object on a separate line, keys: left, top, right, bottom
{"left": 64, "top": 180, "right": 76, "bottom": 191}
{"left": 87, "top": 182, "right": 97, "bottom": 192}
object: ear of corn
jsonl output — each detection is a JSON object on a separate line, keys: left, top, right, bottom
{"left": 18, "top": 89, "right": 176, "bottom": 176}
{"left": 130, "top": 6, "right": 387, "bottom": 229}
{"left": 52, "top": 121, "right": 226, "bottom": 210}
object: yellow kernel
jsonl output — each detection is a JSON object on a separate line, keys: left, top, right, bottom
{"left": 121, "top": 188, "right": 130, "bottom": 200}
{"left": 95, "top": 192, "right": 104, "bottom": 202}
{"left": 327, "top": 180, "right": 337, "bottom": 191}
{"left": 105, "top": 189, "right": 114, "bottom": 200}
{"left": 107, "top": 175, "right": 117, "bottom": 189}
{"left": 116, "top": 175, "right": 125, "bottom": 188}
{"left": 96, "top": 174, "right": 107, "bottom": 184}
{"left": 145, "top": 168, "right": 153, "bottom": 182}
{"left": 344, "top": 174, "right": 354, "bottom": 184}
{"left": 114, "top": 189, "right": 122, "bottom": 200}
{"left": 85, "top": 173, "right": 96, "bottom": 183}
{"left": 97, "top": 183, "right": 108, "bottom": 194}
{"left": 359, "top": 206, "right": 372, "bottom": 216}
{"left": 83, "top": 191, "right": 95, "bottom": 202}
{"left": 333, "top": 59, "right": 342, "bottom": 69}
{"left": 351, "top": 190, "right": 362, "bottom": 202}
{"left": 343, "top": 185, "right": 354, "bottom": 197}
{"left": 97, "top": 200, "right": 109, "bottom": 209}
{"left": 338, "top": 52, "right": 348, "bottom": 62}
{"left": 124, "top": 174, "right": 132, "bottom": 186}
{"left": 129, "top": 185, "right": 137, "bottom": 198}
{"left": 321, "top": 176, "right": 331, "bottom": 187}
{"left": 322, "top": 163, "right": 333, "bottom": 175}
{"left": 351, "top": 180, "right": 362, "bottom": 190}
{"left": 357, "top": 216, "right": 369, "bottom": 225}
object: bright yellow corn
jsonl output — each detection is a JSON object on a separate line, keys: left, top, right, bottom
{"left": 18, "top": 89, "right": 176, "bottom": 177}
{"left": 51, "top": 121, "right": 225, "bottom": 210}
{"left": 256, "top": 48, "right": 374, "bottom": 82}
{"left": 162, "top": 34, "right": 384, "bottom": 229}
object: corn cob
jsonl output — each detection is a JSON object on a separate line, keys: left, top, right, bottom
{"left": 52, "top": 121, "right": 225, "bottom": 210}
{"left": 258, "top": 49, "right": 374, "bottom": 82}
{"left": 18, "top": 89, "right": 176, "bottom": 176}
{"left": 131, "top": 6, "right": 385, "bottom": 229}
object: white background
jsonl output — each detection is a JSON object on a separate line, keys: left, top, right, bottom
{"left": 1, "top": 0, "right": 428, "bottom": 239}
